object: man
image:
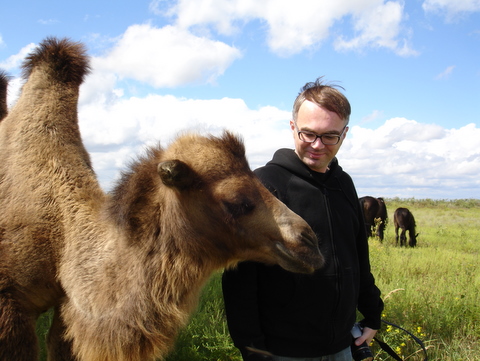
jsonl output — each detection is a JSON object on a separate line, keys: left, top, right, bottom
{"left": 222, "top": 77, "right": 384, "bottom": 361}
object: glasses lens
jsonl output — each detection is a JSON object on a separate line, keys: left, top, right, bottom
{"left": 297, "top": 126, "right": 345, "bottom": 145}
{"left": 299, "top": 132, "right": 317, "bottom": 143}
{"left": 321, "top": 135, "right": 340, "bottom": 145}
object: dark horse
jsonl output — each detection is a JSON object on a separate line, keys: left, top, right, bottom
{"left": 393, "top": 207, "right": 418, "bottom": 247}
{"left": 359, "top": 196, "right": 388, "bottom": 242}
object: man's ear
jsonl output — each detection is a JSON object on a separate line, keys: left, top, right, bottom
{"left": 290, "top": 120, "right": 296, "bottom": 132}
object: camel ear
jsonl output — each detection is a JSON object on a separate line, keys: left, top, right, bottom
{"left": 157, "top": 160, "right": 195, "bottom": 190}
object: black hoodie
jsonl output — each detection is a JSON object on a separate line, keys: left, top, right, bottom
{"left": 222, "top": 149, "right": 383, "bottom": 359}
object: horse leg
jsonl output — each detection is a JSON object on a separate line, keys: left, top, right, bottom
{"left": 395, "top": 226, "right": 399, "bottom": 245}
{"left": 376, "top": 220, "right": 384, "bottom": 242}
{"left": 0, "top": 292, "right": 39, "bottom": 361}
{"left": 400, "top": 228, "right": 406, "bottom": 247}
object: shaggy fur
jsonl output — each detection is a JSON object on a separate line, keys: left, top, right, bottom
{"left": 0, "top": 38, "right": 324, "bottom": 361}
{"left": 0, "top": 71, "right": 8, "bottom": 121}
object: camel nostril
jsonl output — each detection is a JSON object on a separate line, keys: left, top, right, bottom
{"left": 301, "top": 231, "right": 317, "bottom": 248}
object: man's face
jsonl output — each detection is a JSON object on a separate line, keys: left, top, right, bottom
{"left": 291, "top": 100, "right": 348, "bottom": 173}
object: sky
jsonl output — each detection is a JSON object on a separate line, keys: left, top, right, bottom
{"left": 1, "top": 0, "right": 479, "bottom": 200}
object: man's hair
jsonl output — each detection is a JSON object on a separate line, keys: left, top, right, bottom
{"left": 292, "top": 77, "right": 351, "bottom": 124}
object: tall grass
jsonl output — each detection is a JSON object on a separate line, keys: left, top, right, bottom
{"left": 34, "top": 199, "right": 480, "bottom": 360}
{"left": 165, "top": 275, "right": 240, "bottom": 361}
{"left": 367, "top": 198, "right": 480, "bottom": 361}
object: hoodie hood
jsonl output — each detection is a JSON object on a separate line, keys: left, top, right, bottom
{"left": 266, "top": 148, "right": 342, "bottom": 189}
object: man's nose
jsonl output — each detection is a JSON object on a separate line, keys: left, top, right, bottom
{"left": 311, "top": 137, "right": 325, "bottom": 148}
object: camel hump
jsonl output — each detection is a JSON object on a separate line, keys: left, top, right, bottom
{"left": 0, "top": 70, "right": 8, "bottom": 121}
{"left": 21, "top": 37, "right": 90, "bottom": 86}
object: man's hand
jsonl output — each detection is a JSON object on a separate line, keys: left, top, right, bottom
{"left": 354, "top": 326, "right": 377, "bottom": 347}
{"left": 244, "top": 346, "right": 274, "bottom": 361}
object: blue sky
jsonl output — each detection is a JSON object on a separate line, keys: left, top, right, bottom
{"left": 1, "top": 0, "right": 479, "bottom": 199}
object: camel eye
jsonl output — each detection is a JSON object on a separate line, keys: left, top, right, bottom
{"left": 223, "top": 199, "right": 255, "bottom": 218}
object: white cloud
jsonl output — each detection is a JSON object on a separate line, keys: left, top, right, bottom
{"left": 361, "top": 110, "right": 384, "bottom": 124}
{"left": 77, "top": 73, "right": 480, "bottom": 199}
{"left": 334, "top": 1, "right": 418, "bottom": 56}
{"left": 257, "top": 0, "right": 343, "bottom": 56}
{"left": 339, "top": 119, "right": 480, "bottom": 198}
{"left": 158, "top": 0, "right": 416, "bottom": 56}
{"left": 6, "top": 53, "right": 478, "bottom": 199}
{"left": 154, "top": 0, "right": 256, "bottom": 36}
{"left": 5, "top": 77, "right": 23, "bottom": 108}
{"left": 38, "top": 19, "right": 59, "bottom": 25}
{"left": 92, "top": 24, "right": 242, "bottom": 88}
{"left": 435, "top": 65, "right": 456, "bottom": 79}
{"left": 77, "top": 88, "right": 292, "bottom": 190}
{"left": 423, "top": 0, "right": 480, "bottom": 20}
{"left": 0, "top": 43, "right": 36, "bottom": 107}
{"left": 0, "top": 43, "right": 36, "bottom": 71}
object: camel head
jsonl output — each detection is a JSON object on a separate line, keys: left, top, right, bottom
{"left": 154, "top": 131, "right": 325, "bottom": 274}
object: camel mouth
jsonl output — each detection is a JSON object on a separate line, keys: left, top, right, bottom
{"left": 274, "top": 242, "right": 323, "bottom": 274}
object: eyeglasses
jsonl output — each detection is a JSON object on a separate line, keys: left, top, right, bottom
{"left": 296, "top": 125, "right": 347, "bottom": 145}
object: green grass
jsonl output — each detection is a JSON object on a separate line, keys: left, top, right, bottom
{"left": 165, "top": 275, "right": 241, "bottom": 361}
{"left": 367, "top": 198, "right": 480, "bottom": 361}
{"left": 35, "top": 198, "right": 480, "bottom": 360}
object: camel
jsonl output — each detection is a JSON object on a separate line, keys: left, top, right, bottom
{"left": 0, "top": 38, "right": 324, "bottom": 361}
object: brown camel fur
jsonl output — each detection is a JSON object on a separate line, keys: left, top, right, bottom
{"left": 0, "top": 71, "right": 8, "bottom": 121}
{"left": 0, "top": 38, "right": 324, "bottom": 361}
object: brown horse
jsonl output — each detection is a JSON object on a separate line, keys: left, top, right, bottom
{"left": 359, "top": 196, "right": 388, "bottom": 241}
{"left": 393, "top": 207, "right": 418, "bottom": 247}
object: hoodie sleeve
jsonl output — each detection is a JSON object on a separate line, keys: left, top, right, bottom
{"left": 352, "top": 184, "right": 384, "bottom": 330}
{"left": 335, "top": 169, "right": 384, "bottom": 330}
{"left": 356, "top": 222, "right": 384, "bottom": 329}
{"left": 222, "top": 262, "right": 269, "bottom": 359}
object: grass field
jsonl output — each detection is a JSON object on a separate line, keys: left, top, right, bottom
{"left": 365, "top": 198, "right": 480, "bottom": 361}
{"left": 35, "top": 198, "right": 480, "bottom": 360}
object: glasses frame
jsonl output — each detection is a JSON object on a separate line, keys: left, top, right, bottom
{"left": 295, "top": 124, "right": 347, "bottom": 145}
